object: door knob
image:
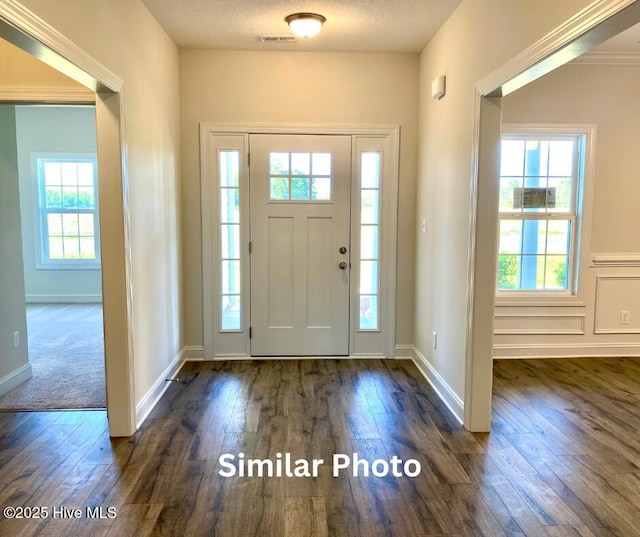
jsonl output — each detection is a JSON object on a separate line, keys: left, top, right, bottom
{"left": 339, "top": 246, "right": 347, "bottom": 254}
{"left": 338, "top": 262, "right": 347, "bottom": 270}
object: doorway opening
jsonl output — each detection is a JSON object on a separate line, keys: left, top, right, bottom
{"left": 0, "top": 104, "right": 106, "bottom": 410}
{"left": 465, "top": 0, "right": 640, "bottom": 431}
{"left": 0, "top": 6, "right": 136, "bottom": 436}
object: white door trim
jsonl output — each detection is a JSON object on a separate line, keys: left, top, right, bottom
{"left": 0, "top": 87, "right": 96, "bottom": 103}
{"left": 465, "top": 0, "right": 640, "bottom": 432}
{"left": 0, "top": 0, "right": 136, "bottom": 436}
{"left": 200, "top": 122, "right": 400, "bottom": 360}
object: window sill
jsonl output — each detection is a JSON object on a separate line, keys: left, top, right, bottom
{"left": 36, "top": 262, "right": 101, "bottom": 271}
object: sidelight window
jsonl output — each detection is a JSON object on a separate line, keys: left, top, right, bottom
{"left": 359, "top": 152, "right": 381, "bottom": 330}
{"left": 219, "top": 150, "right": 242, "bottom": 330}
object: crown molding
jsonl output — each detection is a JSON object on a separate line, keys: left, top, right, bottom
{"left": 571, "top": 50, "right": 640, "bottom": 64}
{"left": 0, "top": 86, "right": 95, "bottom": 103}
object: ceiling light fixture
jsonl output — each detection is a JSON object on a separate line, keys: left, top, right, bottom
{"left": 285, "top": 13, "right": 326, "bottom": 38}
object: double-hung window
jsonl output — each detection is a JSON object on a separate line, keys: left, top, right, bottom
{"left": 497, "top": 131, "right": 586, "bottom": 295}
{"left": 35, "top": 154, "right": 100, "bottom": 268}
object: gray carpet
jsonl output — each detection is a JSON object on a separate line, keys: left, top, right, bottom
{"left": 0, "top": 304, "right": 106, "bottom": 410}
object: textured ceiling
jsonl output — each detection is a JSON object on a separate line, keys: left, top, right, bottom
{"left": 141, "top": 0, "right": 463, "bottom": 53}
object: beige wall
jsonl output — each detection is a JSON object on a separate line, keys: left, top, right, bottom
{"left": 15, "top": 105, "right": 101, "bottom": 302}
{"left": 0, "top": 105, "right": 30, "bottom": 393}
{"left": 0, "top": 38, "right": 84, "bottom": 89}
{"left": 179, "top": 50, "right": 419, "bottom": 348}
{"left": 17, "top": 0, "right": 182, "bottom": 403}
{"left": 416, "top": 0, "right": 594, "bottom": 400}
{"left": 495, "top": 63, "right": 640, "bottom": 357}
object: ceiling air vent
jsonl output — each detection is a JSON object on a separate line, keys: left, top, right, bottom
{"left": 258, "top": 35, "right": 297, "bottom": 43}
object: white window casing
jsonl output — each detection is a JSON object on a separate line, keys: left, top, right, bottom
{"left": 32, "top": 152, "right": 100, "bottom": 270}
{"left": 496, "top": 125, "right": 596, "bottom": 307}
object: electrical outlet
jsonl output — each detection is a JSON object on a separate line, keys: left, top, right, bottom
{"left": 621, "top": 311, "right": 630, "bottom": 325}
{"left": 432, "top": 331, "right": 438, "bottom": 350}
{"left": 12, "top": 331, "right": 19, "bottom": 348}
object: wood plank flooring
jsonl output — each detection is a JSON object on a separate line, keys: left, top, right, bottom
{"left": 0, "top": 357, "right": 639, "bottom": 536}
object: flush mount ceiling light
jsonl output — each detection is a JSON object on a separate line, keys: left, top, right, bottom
{"left": 285, "top": 13, "right": 326, "bottom": 38}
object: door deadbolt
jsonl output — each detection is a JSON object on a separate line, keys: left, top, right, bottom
{"left": 339, "top": 246, "right": 347, "bottom": 254}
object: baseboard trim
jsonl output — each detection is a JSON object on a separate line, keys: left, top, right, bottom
{"left": 138, "top": 344, "right": 465, "bottom": 428}
{"left": 183, "top": 346, "right": 204, "bottom": 361}
{"left": 410, "top": 346, "right": 464, "bottom": 425}
{"left": 494, "top": 342, "right": 640, "bottom": 359}
{"left": 394, "top": 344, "right": 414, "bottom": 358}
{"left": 198, "top": 352, "right": 396, "bottom": 361}
{"left": 188, "top": 344, "right": 413, "bottom": 361}
{"left": 0, "top": 362, "right": 33, "bottom": 398}
{"left": 135, "top": 349, "right": 186, "bottom": 428}
{"left": 25, "top": 294, "right": 102, "bottom": 304}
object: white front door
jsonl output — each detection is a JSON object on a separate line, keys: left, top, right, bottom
{"left": 249, "top": 134, "right": 351, "bottom": 356}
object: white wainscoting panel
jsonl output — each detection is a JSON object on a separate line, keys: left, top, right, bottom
{"left": 591, "top": 254, "right": 640, "bottom": 267}
{"left": 494, "top": 313, "right": 585, "bottom": 335}
{"left": 594, "top": 275, "right": 640, "bottom": 334}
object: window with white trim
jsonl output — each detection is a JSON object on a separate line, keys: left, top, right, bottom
{"left": 35, "top": 155, "right": 100, "bottom": 268}
{"left": 497, "top": 133, "right": 585, "bottom": 294}
{"left": 219, "top": 149, "right": 242, "bottom": 331}
{"left": 359, "top": 152, "right": 381, "bottom": 330}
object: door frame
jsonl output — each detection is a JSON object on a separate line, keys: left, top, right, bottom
{"left": 465, "top": 0, "right": 640, "bottom": 431}
{"left": 200, "top": 123, "right": 400, "bottom": 360}
{"left": 0, "top": 1, "right": 137, "bottom": 436}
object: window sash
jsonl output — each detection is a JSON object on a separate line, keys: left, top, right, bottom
{"left": 358, "top": 151, "right": 382, "bottom": 331}
{"left": 218, "top": 149, "right": 242, "bottom": 332}
{"left": 497, "top": 133, "right": 582, "bottom": 295}
{"left": 36, "top": 156, "right": 100, "bottom": 266}
{"left": 497, "top": 214, "right": 576, "bottom": 292}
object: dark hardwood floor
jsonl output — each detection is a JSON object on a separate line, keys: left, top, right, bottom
{"left": 1, "top": 357, "right": 639, "bottom": 536}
